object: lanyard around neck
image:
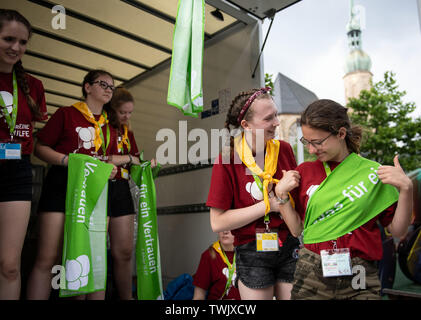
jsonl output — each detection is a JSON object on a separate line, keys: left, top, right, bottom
{"left": 0, "top": 71, "right": 18, "bottom": 138}
{"left": 219, "top": 244, "right": 236, "bottom": 299}
{"left": 323, "top": 162, "right": 332, "bottom": 177}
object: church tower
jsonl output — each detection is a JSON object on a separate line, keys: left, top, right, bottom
{"left": 343, "top": 0, "right": 372, "bottom": 105}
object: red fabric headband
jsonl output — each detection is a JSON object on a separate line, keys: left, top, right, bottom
{"left": 236, "top": 87, "right": 272, "bottom": 124}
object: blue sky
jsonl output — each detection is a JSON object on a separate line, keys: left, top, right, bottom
{"left": 262, "top": 0, "right": 421, "bottom": 118}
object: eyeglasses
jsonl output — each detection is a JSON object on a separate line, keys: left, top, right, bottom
{"left": 300, "top": 133, "right": 333, "bottom": 149}
{"left": 91, "top": 80, "right": 115, "bottom": 92}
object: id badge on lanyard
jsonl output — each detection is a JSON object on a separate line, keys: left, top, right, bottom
{"left": 0, "top": 142, "right": 21, "bottom": 160}
{"left": 320, "top": 242, "right": 352, "bottom": 277}
{"left": 256, "top": 229, "right": 279, "bottom": 252}
{"left": 0, "top": 71, "right": 21, "bottom": 160}
{"left": 253, "top": 173, "right": 280, "bottom": 252}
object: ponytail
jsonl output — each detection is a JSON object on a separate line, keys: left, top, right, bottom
{"left": 14, "top": 60, "right": 41, "bottom": 119}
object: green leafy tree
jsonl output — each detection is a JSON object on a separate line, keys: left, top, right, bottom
{"left": 348, "top": 71, "right": 421, "bottom": 172}
{"left": 265, "top": 73, "right": 274, "bottom": 96}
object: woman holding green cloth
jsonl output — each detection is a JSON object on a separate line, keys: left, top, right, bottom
{"left": 275, "top": 99, "right": 413, "bottom": 300}
{"left": 27, "top": 69, "right": 118, "bottom": 300}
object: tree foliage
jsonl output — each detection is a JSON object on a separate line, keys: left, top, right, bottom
{"left": 265, "top": 73, "right": 274, "bottom": 96}
{"left": 348, "top": 71, "right": 421, "bottom": 172}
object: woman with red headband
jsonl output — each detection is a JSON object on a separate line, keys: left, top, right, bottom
{"left": 206, "top": 88, "right": 299, "bottom": 300}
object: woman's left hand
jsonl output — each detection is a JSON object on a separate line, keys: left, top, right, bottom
{"left": 151, "top": 158, "right": 157, "bottom": 168}
{"left": 377, "top": 155, "right": 413, "bottom": 192}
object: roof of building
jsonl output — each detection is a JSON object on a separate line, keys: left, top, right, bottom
{"left": 272, "top": 72, "right": 318, "bottom": 114}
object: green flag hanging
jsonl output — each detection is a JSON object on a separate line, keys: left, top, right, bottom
{"left": 167, "top": 0, "right": 204, "bottom": 117}
{"left": 60, "top": 153, "right": 113, "bottom": 297}
{"left": 131, "top": 161, "right": 163, "bottom": 300}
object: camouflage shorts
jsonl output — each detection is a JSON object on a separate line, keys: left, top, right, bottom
{"left": 291, "top": 247, "right": 382, "bottom": 300}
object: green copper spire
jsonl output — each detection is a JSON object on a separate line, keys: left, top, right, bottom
{"left": 345, "top": 0, "right": 371, "bottom": 74}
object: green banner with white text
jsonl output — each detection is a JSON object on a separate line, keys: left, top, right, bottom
{"left": 131, "top": 161, "right": 163, "bottom": 300}
{"left": 60, "top": 153, "right": 112, "bottom": 297}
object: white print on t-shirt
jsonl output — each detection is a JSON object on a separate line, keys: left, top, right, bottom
{"left": 0, "top": 91, "right": 13, "bottom": 118}
{"left": 222, "top": 267, "right": 236, "bottom": 287}
{"left": 245, "top": 181, "right": 275, "bottom": 201}
{"left": 306, "top": 185, "right": 319, "bottom": 199}
{"left": 0, "top": 91, "right": 30, "bottom": 138}
{"left": 76, "top": 126, "right": 95, "bottom": 150}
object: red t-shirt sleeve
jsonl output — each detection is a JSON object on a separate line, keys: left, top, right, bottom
{"left": 128, "top": 130, "right": 140, "bottom": 157}
{"left": 192, "top": 250, "right": 212, "bottom": 290}
{"left": 206, "top": 155, "right": 234, "bottom": 211}
{"left": 36, "top": 107, "right": 65, "bottom": 148}
{"left": 378, "top": 202, "right": 397, "bottom": 227}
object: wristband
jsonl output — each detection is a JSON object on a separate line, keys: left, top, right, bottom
{"left": 276, "top": 194, "right": 290, "bottom": 204}
{"left": 61, "top": 154, "right": 68, "bottom": 166}
{"left": 128, "top": 154, "right": 133, "bottom": 165}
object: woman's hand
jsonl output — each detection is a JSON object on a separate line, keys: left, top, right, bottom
{"left": 378, "top": 155, "right": 413, "bottom": 192}
{"left": 109, "top": 164, "right": 118, "bottom": 180}
{"left": 150, "top": 158, "right": 157, "bottom": 168}
{"left": 275, "top": 170, "right": 300, "bottom": 199}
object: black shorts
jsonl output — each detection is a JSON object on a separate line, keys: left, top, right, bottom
{"left": 37, "top": 165, "right": 68, "bottom": 213}
{"left": 108, "top": 179, "right": 135, "bottom": 218}
{"left": 0, "top": 155, "right": 32, "bottom": 202}
{"left": 235, "top": 234, "right": 300, "bottom": 289}
{"left": 38, "top": 165, "right": 134, "bottom": 217}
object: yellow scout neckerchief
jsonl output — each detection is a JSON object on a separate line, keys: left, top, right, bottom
{"left": 72, "top": 102, "right": 109, "bottom": 153}
{"left": 234, "top": 134, "right": 280, "bottom": 214}
{"left": 117, "top": 124, "right": 131, "bottom": 153}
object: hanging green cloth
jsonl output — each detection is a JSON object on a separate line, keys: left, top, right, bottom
{"left": 167, "top": 0, "right": 205, "bottom": 117}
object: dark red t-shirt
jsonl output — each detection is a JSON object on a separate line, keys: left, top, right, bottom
{"left": 193, "top": 248, "right": 241, "bottom": 300}
{"left": 36, "top": 106, "right": 116, "bottom": 157}
{"left": 109, "top": 127, "right": 140, "bottom": 180}
{"left": 0, "top": 72, "right": 48, "bottom": 154}
{"left": 292, "top": 159, "right": 396, "bottom": 261}
{"left": 206, "top": 140, "right": 297, "bottom": 246}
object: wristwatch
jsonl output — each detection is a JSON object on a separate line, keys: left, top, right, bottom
{"left": 276, "top": 194, "right": 290, "bottom": 204}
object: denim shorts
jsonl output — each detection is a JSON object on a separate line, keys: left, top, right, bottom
{"left": 235, "top": 234, "right": 300, "bottom": 289}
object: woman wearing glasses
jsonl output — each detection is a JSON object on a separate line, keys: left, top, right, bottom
{"left": 27, "top": 69, "right": 118, "bottom": 300}
{"left": 275, "top": 99, "right": 413, "bottom": 300}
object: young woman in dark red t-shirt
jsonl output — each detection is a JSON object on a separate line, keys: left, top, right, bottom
{"left": 207, "top": 88, "right": 299, "bottom": 300}
{"left": 193, "top": 231, "right": 241, "bottom": 300}
{"left": 103, "top": 87, "right": 142, "bottom": 299}
{"left": 26, "top": 70, "right": 118, "bottom": 300}
{"left": 0, "top": 9, "right": 47, "bottom": 300}
{"left": 275, "top": 99, "right": 413, "bottom": 299}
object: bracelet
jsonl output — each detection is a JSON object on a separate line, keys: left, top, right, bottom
{"left": 276, "top": 194, "right": 290, "bottom": 205}
{"left": 61, "top": 154, "right": 68, "bottom": 166}
{"left": 128, "top": 154, "right": 133, "bottom": 165}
